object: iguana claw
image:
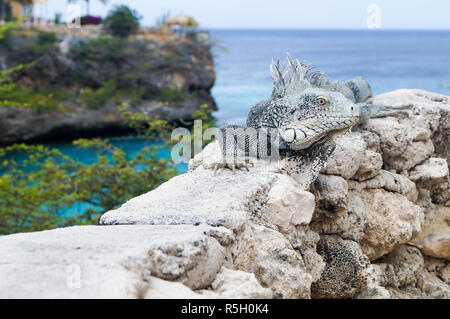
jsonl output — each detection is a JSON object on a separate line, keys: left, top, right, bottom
{"left": 212, "top": 160, "right": 252, "bottom": 176}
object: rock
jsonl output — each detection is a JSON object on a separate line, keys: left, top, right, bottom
{"left": 284, "top": 225, "right": 325, "bottom": 284}
{"left": 409, "top": 157, "right": 449, "bottom": 189}
{"left": 322, "top": 132, "right": 367, "bottom": 179}
{"left": 363, "top": 117, "right": 435, "bottom": 171}
{"left": 147, "top": 235, "right": 225, "bottom": 290}
{"left": 430, "top": 181, "right": 450, "bottom": 206}
{"left": 311, "top": 235, "right": 370, "bottom": 299}
{"left": 409, "top": 157, "right": 450, "bottom": 205}
{"left": 352, "top": 150, "right": 383, "bottom": 181}
{"left": 411, "top": 205, "right": 450, "bottom": 260}
{"left": 144, "top": 276, "right": 205, "bottom": 299}
{"left": 417, "top": 271, "right": 450, "bottom": 299}
{"left": 348, "top": 170, "right": 418, "bottom": 202}
{"left": 364, "top": 89, "right": 450, "bottom": 171}
{"left": 378, "top": 245, "right": 424, "bottom": 288}
{"left": 355, "top": 286, "right": 391, "bottom": 299}
{"left": 232, "top": 223, "right": 313, "bottom": 298}
{"left": 266, "top": 174, "right": 315, "bottom": 227}
{"left": 101, "top": 163, "right": 314, "bottom": 231}
{"left": 313, "top": 174, "right": 348, "bottom": 218}
{"left": 189, "top": 141, "right": 223, "bottom": 171}
{"left": 312, "top": 188, "right": 424, "bottom": 260}
{"left": 367, "top": 245, "right": 450, "bottom": 298}
{"left": 424, "top": 256, "right": 450, "bottom": 285}
{"left": 102, "top": 148, "right": 320, "bottom": 298}
{"left": 205, "top": 267, "right": 273, "bottom": 299}
{"left": 0, "top": 225, "right": 225, "bottom": 298}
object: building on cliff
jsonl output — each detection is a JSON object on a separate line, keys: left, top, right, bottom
{"left": 3, "top": 0, "right": 47, "bottom": 21}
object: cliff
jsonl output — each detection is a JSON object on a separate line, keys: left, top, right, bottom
{"left": 0, "top": 30, "right": 216, "bottom": 144}
{"left": 0, "top": 89, "right": 449, "bottom": 299}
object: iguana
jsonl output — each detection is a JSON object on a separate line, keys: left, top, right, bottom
{"left": 212, "top": 54, "right": 412, "bottom": 189}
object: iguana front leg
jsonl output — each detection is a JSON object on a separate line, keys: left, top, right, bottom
{"left": 213, "top": 125, "right": 254, "bottom": 175}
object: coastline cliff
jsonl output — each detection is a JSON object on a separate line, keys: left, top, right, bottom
{"left": 0, "top": 28, "right": 216, "bottom": 144}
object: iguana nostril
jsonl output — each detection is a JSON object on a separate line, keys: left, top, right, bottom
{"left": 283, "top": 128, "right": 296, "bottom": 142}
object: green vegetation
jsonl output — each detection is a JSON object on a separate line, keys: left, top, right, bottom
{"left": 0, "top": 112, "right": 175, "bottom": 235}
{"left": 0, "top": 103, "right": 216, "bottom": 235}
{"left": 0, "top": 82, "right": 67, "bottom": 111}
{"left": 54, "top": 13, "right": 62, "bottom": 25}
{"left": 0, "top": 8, "right": 217, "bottom": 235}
{"left": 80, "top": 79, "right": 117, "bottom": 109}
{"left": 103, "top": 5, "right": 141, "bottom": 38}
{"left": 161, "top": 87, "right": 184, "bottom": 104}
{"left": 8, "top": 31, "right": 58, "bottom": 65}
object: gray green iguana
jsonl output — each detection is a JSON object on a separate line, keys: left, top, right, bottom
{"left": 212, "top": 54, "right": 412, "bottom": 189}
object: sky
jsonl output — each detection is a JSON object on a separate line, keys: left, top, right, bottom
{"left": 35, "top": 0, "right": 450, "bottom": 30}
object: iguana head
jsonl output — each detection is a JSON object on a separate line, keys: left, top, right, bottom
{"left": 279, "top": 87, "right": 359, "bottom": 150}
{"left": 265, "top": 54, "right": 359, "bottom": 150}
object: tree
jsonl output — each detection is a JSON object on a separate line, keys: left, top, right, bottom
{"left": 103, "top": 5, "right": 140, "bottom": 38}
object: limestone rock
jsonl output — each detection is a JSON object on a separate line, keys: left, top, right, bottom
{"left": 409, "top": 157, "right": 450, "bottom": 205}
{"left": 147, "top": 235, "right": 225, "bottom": 290}
{"left": 409, "top": 157, "right": 449, "bottom": 189}
{"left": 378, "top": 245, "right": 424, "bottom": 288}
{"left": 0, "top": 225, "right": 225, "bottom": 298}
{"left": 424, "top": 256, "right": 450, "bottom": 285}
{"left": 411, "top": 205, "right": 450, "bottom": 260}
{"left": 266, "top": 174, "right": 316, "bottom": 227}
{"left": 311, "top": 235, "right": 370, "bottom": 299}
{"left": 232, "top": 223, "right": 313, "bottom": 298}
{"left": 206, "top": 267, "right": 273, "bottom": 299}
{"left": 348, "top": 170, "right": 418, "bottom": 202}
{"left": 144, "top": 276, "right": 205, "bottom": 299}
{"left": 353, "top": 150, "right": 383, "bottom": 181}
{"left": 322, "top": 132, "right": 367, "bottom": 179}
{"left": 313, "top": 174, "right": 348, "bottom": 218}
{"left": 366, "top": 245, "right": 450, "bottom": 298}
{"left": 102, "top": 157, "right": 317, "bottom": 231}
{"left": 312, "top": 188, "right": 424, "bottom": 260}
{"left": 364, "top": 89, "right": 450, "bottom": 171}
{"left": 284, "top": 225, "right": 325, "bottom": 283}
{"left": 417, "top": 271, "right": 450, "bottom": 299}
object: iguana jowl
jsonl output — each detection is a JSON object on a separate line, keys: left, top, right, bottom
{"left": 213, "top": 54, "right": 412, "bottom": 189}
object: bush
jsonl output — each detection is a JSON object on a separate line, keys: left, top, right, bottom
{"left": 81, "top": 79, "right": 117, "bottom": 109}
{"left": 9, "top": 31, "right": 58, "bottom": 65}
{"left": 103, "top": 5, "right": 141, "bottom": 38}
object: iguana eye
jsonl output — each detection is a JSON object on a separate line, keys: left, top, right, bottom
{"left": 317, "top": 96, "right": 328, "bottom": 106}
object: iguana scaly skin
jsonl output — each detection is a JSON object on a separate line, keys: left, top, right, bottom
{"left": 213, "top": 54, "right": 412, "bottom": 189}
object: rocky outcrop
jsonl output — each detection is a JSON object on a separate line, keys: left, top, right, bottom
{"left": 0, "top": 32, "right": 216, "bottom": 144}
{"left": 0, "top": 89, "right": 448, "bottom": 298}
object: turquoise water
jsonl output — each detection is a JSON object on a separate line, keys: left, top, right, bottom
{"left": 4, "top": 29, "right": 450, "bottom": 192}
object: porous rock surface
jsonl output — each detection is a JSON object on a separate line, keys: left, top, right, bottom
{"left": 0, "top": 89, "right": 449, "bottom": 299}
